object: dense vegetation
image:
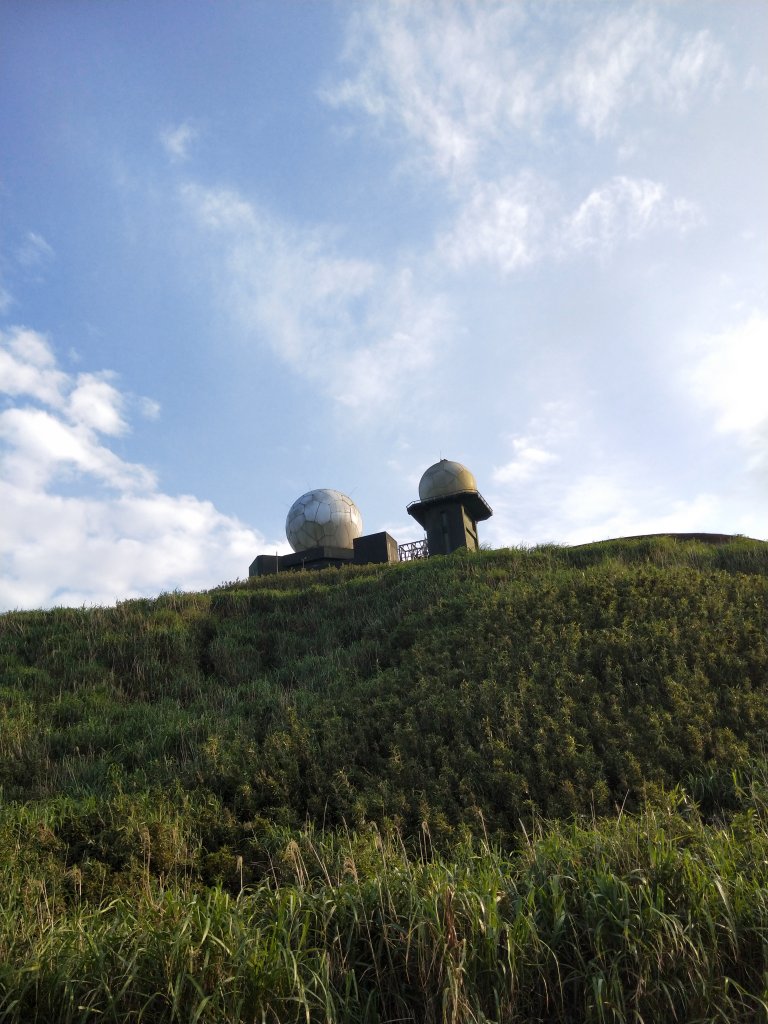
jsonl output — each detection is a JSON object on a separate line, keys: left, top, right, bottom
{"left": 1, "top": 536, "right": 767, "bottom": 1021}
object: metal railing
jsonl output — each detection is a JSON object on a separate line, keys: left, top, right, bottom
{"left": 398, "top": 538, "right": 429, "bottom": 561}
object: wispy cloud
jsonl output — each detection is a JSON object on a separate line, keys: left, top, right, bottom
{"left": 562, "top": 176, "right": 702, "bottom": 253}
{"left": 0, "top": 326, "right": 266, "bottom": 609}
{"left": 439, "top": 173, "right": 701, "bottom": 274}
{"left": 324, "top": 2, "right": 727, "bottom": 180}
{"left": 438, "top": 172, "right": 554, "bottom": 273}
{"left": 485, "top": 392, "right": 766, "bottom": 547}
{"left": 1, "top": 231, "right": 56, "bottom": 311}
{"left": 322, "top": 1, "right": 539, "bottom": 180}
{"left": 16, "top": 231, "right": 55, "bottom": 269}
{"left": 328, "top": 269, "right": 450, "bottom": 411}
{"left": 138, "top": 396, "right": 161, "bottom": 420}
{"left": 160, "top": 121, "right": 199, "bottom": 162}
{"left": 561, "top": 9, "right": 725, "bottom": 138}
{"left": 325, "top": 4, "right": 709, "bottom": 280}
{"left": 493, "top": 440, "right": 558, "bottom": 486}
{"left": 180, "top": 183, "right": 451, "bottom": 415}
{"left": 491, "top": 403, "right": 576, "bottom": 488}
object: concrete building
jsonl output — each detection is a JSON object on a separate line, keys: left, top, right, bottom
{"left": 406, "top": 459, "right": 493, "bottom": 556}
{"left": 248, "top": 460, "right": 493, "bottom": 577}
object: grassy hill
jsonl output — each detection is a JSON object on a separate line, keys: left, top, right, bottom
{"left": 1, "top": 536, "right": 768, "bottom": 1022}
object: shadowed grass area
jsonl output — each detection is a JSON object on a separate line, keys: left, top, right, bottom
{"left": 1, "top": 785, "right": 767, "bottom": 1023}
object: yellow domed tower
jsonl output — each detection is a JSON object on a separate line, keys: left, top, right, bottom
{"left": 406, "top": 459, "right": 492, "bottom": 556}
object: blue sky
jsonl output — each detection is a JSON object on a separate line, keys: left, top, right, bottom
{"left": 1, "top": 0, "right": 766, "bottom": 610}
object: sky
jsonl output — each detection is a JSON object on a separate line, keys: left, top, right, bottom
{"left": 1, "top": 0, "right": 767, "bottom": 611}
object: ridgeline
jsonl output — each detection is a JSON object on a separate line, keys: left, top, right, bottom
{"left": 2, "top": 536, "right": 768, "bottom": 1022}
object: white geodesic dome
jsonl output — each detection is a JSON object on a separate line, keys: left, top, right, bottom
{"left": 285, "top": 489, "right": 363, "bottom": 552}
{"left": 418, "top": 460, "right": 478, "bottom": 501}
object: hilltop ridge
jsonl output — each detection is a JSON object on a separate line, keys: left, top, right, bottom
{"left": 3, "top": 534, "right": 768, "bottom": 834}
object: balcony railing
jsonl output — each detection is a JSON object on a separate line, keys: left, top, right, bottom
{"left": 398, "top": 538, "right": 429, "bottom": 561}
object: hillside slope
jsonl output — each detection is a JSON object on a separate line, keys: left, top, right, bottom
{"left": 2, "top": 536, "right": 768, "bottom": 1022}
{"left": 2, "top": 537, "right": 767, "bottom": 837}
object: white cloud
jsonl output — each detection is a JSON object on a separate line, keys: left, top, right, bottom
{"left": 182, "top": 183, "right": 376, "bottom": 364}
{"left": 322, "top": 1, "right": 538, "bottom": 180}
{"left": 487, "top": 464, "right": 763, "bottom": 549}
{"left": 439, "top": 172, "right": 554, "bottom": 273}
{"left": 556, "top": 481, "right": 728, "bottom": 546}
{"left": 687, "top": 312, "right": 768, "bottom": 478}
{"left": 0, "top": 326, "right": 266, "bottom": 610}
{"left": 182, "top": 185, "right": 255, "bottom": 232}
{"left": 561, "top": 473, "right": 632, "bottom": 530}
{"left": 492, "top": 403, "right": 577, "bottom": 488}
{"left": 486, "top": 390, "right": 767, "bottom": 546}
{"left": 67, "top": 372, "right": 128, "bottom": 436}
{"left": 160, "top": 121, "right": 199, "bottom": 161}
{"left": 0, "top": 232, "right": 55, "bottom": 314}
{"left": 0, "top": 326, "right": 67, "bottom": 406}
{"left": 180, "top": 183, "right": 450, "bottom": 414}
{"left": 563, "top": 176, "right": 702, "bottom": 253}
{"left": 324, "top": 3, "right": 727, "bottom": 179}
{"left": 5, "top": 326, "right": 57, "bottom": 368}
{"left": 689, "top": 313, "right": 768, "bottom": 438}
{"left": 329, "top": 268, "right": 449, "bottom": 410}
{"left": 439, "top": 173, "right": 700, "bottom": 274}
{"left": 138, "top": 396, "right": 161, "bottom": 420}
{"left": 0, "top": 407, "right": 153, "bottom": 492}
{"left": 0, "top": 482, "right": 263, "bottom": 610}
{"left": 562, "top": 10, "right": 725, "bottom": 138}
{"left": 16, "top": 231, "right": 54, "bottom": 269}
{"left": 493, "top": 440, "right": 558, "bottom": 485}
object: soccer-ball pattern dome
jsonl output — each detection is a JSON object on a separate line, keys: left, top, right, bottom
{"left": 285, "top": 489, "right": 363, "bottom": 552}
{"left": 418, "top": 460, "right": 478, "bottom": 501}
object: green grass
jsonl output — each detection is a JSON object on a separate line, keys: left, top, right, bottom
{"left": 1, "top": 536, "right": 768, "bottom": 1020}
{"left": 1, "top": 788, "right": 767, "bottom": 1022}
{"left": 3, "top": 539, "right": 767, "bottom": 832}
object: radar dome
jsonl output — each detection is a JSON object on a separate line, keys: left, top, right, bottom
{"left": 285, "top": 489, "right": 363, "bottom": 552}
{"left": 418, "top": 460, "right": 478, "bottom": 501}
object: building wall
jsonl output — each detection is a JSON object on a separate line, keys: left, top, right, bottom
{"left": 422, "top": 503, "right": 479, "bottom": 555}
